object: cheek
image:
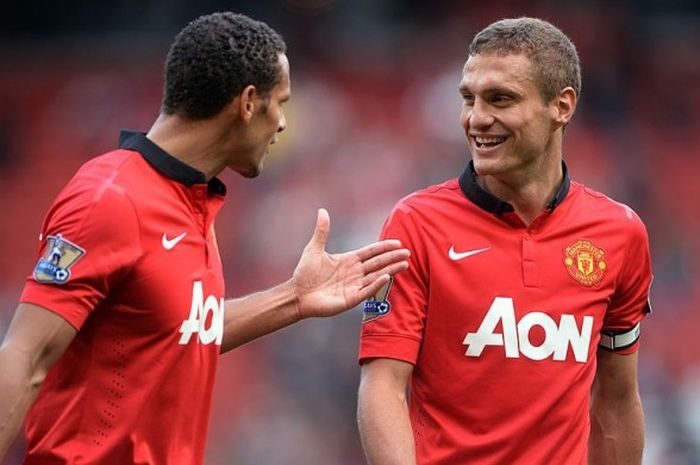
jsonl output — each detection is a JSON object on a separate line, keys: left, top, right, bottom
{"left": 459, "top": 106, "right": 469, "bottom": 129}
{"left": 528, "top": 112, "right": 553, "bottom": 140}
{"left": 506, "top": 109, "right": 539, "bottom": 136}
{"left": 270, "top": 114, "right": 282, "bottom": 133}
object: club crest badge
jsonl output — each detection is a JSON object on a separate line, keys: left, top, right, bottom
{"left": 33, "top": 234, "right": 86, "bottom": 284}
{"left": 362, "top": 278, "right": 393, "bottom": 323}
{"left": 563, "top": 239, "right": 606, "bottom": 287}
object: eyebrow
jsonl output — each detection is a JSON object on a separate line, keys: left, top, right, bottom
{"left": 459, "top": 84, "right": 521, "bottom": 97}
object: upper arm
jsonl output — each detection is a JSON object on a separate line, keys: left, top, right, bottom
{"left": 358, "top": 360, "right": 417, "bottom": 465}
{"left": 359, "top": 204, "right": 429, "bottom": 365}
{"left": 592, "top": 349, "right": 640, "bottom": 401}
{"left": 603, "top": 211, "right": 652, "bottom": 349}
{"left": 20, "top": 178, "right": 141, "bottom": 330}
{"left": 1, "top": 303, "right": 77, "bottom": 380}
{"left": 359, "top": 358, "right": 414, "bottom": 400}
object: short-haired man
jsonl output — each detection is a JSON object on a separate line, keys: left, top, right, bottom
{"left": 0, "top": 12, "right": 409, "bottom": 465}
{"left": 358, "top": 17, "right": 651, "bottom": 465}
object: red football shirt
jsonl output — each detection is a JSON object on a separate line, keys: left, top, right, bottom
{"left": 359, "top": 162, "right": 652, "bottom": 465}
{"left": 20, "top": 131, "right": 226, "bottom": 465}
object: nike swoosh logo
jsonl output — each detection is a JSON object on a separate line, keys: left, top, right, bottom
{"left": 162, "top": 232, "right": 187, "bottom": 250}
{"left": 448, "top": 246, "right": 491, "bottom": 261}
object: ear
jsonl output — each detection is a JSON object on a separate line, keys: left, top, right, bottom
{"left": 551, "top": 87, "right": 577, "bottom": 127}
{"left": 238, "top": 85, "right": 259, "bottom": 124}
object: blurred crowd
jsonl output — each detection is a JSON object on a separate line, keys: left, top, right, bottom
{"left": 1, "top": 1, "right": 699, "bottom": 464}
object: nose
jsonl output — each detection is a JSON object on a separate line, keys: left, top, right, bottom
{"left": 465, "top": 98, "right": 494, "bottom": 131}
{"left": 277, "top": 111, "right": 286, "bottom": 133}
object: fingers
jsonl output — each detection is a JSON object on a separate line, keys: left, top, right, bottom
{"left": 356, "top": 248, "right": 410, "bottom": 302}
{"left": 354, "top": 239, "right": 404, "bottom": 261}
{"left": 361, "top": 248, "right": 410, "bottom": 275}
{"left": 357, "top": 274, "right": 392, "bottom": 302}
{"left": 306, "top": 208, "right": 330, "bottom": 252}
{"left": 362, "top": 261, "right": 409, "bottom": 289}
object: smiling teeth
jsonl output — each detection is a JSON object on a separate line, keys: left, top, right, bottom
{"left": 475, "top": 136, "right": 506, "bottom": 144}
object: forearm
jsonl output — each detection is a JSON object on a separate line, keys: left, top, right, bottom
{"left": 0, "top": 347, "right": 43, "bottom": 460}
{"left": 358, "top": 376, "right": 416, "bottom": 465}
{"left": 588, "top": 390, "right": 644, "bottom": 465}
{"left": 220, "top": 279, "right": 301, "bottom": 353}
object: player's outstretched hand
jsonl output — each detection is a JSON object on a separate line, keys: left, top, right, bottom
{"left": 292, "top": 208, "right": 409, "bottom": 319}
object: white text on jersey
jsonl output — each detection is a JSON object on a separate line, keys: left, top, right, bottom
{"left": 179, "top": 281, "right": 224, "bottom": 345}
{"left": 463, "top": 297, "right": 593, "bottom": 363}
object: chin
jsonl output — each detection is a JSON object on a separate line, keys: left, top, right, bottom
{"left": 237, "top": 167, "right": 261, "bottom": 179}
{"left": 234, "top": 161, "right": 263, "bottom": 178}
{"left": 471, "top": 157, "right": 502, "bottom": 176}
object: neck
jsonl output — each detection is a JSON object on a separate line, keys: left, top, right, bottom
{"left": 478, "top": 156, "right": 563, "bottom": 226}
{"left": 146, "top": 113, "right": 230, "bottom": 181}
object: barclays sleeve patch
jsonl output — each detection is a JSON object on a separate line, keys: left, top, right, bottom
{"left": 362, "top": 277, "right": 393, "bottom": 323}
{"left": 33, "top": 234, "right": 86, "bottom": 284}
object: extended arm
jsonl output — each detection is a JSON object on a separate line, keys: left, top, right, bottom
{"left": 358, "top": 358, "right": 416, "bottom": 465}
{"left": 589, "top": 349, "right": 644, "bottom": 465}
{"left": 0, "top": 303, "right": 77, "bottom": 460}
{"left": 220, "top": 209, "right": 410, "bottom": 353}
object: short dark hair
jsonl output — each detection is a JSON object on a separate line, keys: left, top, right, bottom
{"left": 162, "top": 12, "right": 287, "bottom": 119}
{"left": 469, "top": 17, "right": 581, "bottom": 102}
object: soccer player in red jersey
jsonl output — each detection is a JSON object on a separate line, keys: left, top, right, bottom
{"left": 358, "top": 17, "right": 652, "bottom": 465}
{"left": 0, "top": 12, "right": 410, "bottom": 465}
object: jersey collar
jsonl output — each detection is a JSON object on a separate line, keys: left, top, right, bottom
{"left": 118, "top": 130, "right": 226, "bottom": 195}
{"left": 458, "top": 160, "right": 570, "bottom": 215}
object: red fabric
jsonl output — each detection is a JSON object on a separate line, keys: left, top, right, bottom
{"left": 359, "top": 179, "right": 652, "bottom": 465}
{"left": 20, "top": 149, "right": 226, "bottom": 465}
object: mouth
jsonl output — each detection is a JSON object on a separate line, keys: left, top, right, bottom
{"left": 471, "top": 135, "right": 508, "bottom": 151}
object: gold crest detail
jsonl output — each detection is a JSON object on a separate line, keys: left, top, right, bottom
{"left": 563, "top": 240, "right": 606, "bottom": 287}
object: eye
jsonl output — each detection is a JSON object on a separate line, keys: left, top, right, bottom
{"left": 461, "top": 93, "right": 475, "bottom": 105}
{"left": 491, "top": 94, "right": 513, "bottom": 105}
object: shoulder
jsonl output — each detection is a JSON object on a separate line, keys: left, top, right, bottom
{"left": 390, "top": 178, "right": 462, "bottom": 218}
{"left": 72, "top": 149, "right": 145, "bottom": 187}
{"left": 569, "top": 181, "right": 649, "bottom": 240}
{"left": 46, "top": 150, "right": 144, "bottom": 232}
{"left": 379, "top": 179, "right": 462, "bottom": 241}
{"left": 570, "top": 181, "right": 646, "bottom": 227}
{"left": 59, "top": 149, "right": 146, "bottom": 203}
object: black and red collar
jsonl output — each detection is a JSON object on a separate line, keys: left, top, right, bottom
{"left": 119, "top": 130, "right": 226, "bottom": 196}
{"left": 458, "top": 160, "right": 570, "bottom": 215}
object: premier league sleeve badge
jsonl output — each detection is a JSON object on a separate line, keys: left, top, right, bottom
{"left": 33, "top": 234, "right": 86, "bottom": 284}
{"left": 362, "top": 277, "right": 393, "bottom": 323}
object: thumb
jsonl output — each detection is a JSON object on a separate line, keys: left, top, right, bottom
{"left": 307, "top": 208, "right": 330, "bottom": 252}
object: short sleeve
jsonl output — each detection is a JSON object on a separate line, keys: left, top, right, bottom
{"left": 359, "top": 202, "right": 429, "bottom": 365}
{"left": 602, "top": 210, "right": 653, "bottom": 353}
{"left": 20, "top": 180, "right": 142, "bottom": 330}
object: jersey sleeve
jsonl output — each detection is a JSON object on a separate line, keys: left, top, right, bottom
{"left": 602, "top": 209, "right": 653, "bottom": 353}
{"left": 359, "top": 202, "right": 429, "bottom": 365}
{"left": 20, "top": 180, "right": 142, "bottom": 330}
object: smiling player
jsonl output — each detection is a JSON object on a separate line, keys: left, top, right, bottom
{"left": 358, "top": 17, "right": 652, "bottom": 465}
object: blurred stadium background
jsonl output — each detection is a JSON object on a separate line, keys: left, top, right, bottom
{"left": 1, "top": 0, "right": 699, "bottom": 464}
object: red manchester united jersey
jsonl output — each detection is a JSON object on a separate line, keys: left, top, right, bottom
{"left": 359, "top": 162, "right": 652, "bottom": 465}
{"left": 20, "top": 131, "right": 227, "bottom": 465}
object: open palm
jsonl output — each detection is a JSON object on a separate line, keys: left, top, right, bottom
{"left": 292, "top": 209, "right": 409, "bottom": 319}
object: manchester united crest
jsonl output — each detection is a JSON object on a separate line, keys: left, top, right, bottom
{"left": 563, "top": 240, "right": 606, "bottom": 287}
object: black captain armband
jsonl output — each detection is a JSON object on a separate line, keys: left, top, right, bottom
{"left": 599, "top": 322, "right": 641, "bottom": 351}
